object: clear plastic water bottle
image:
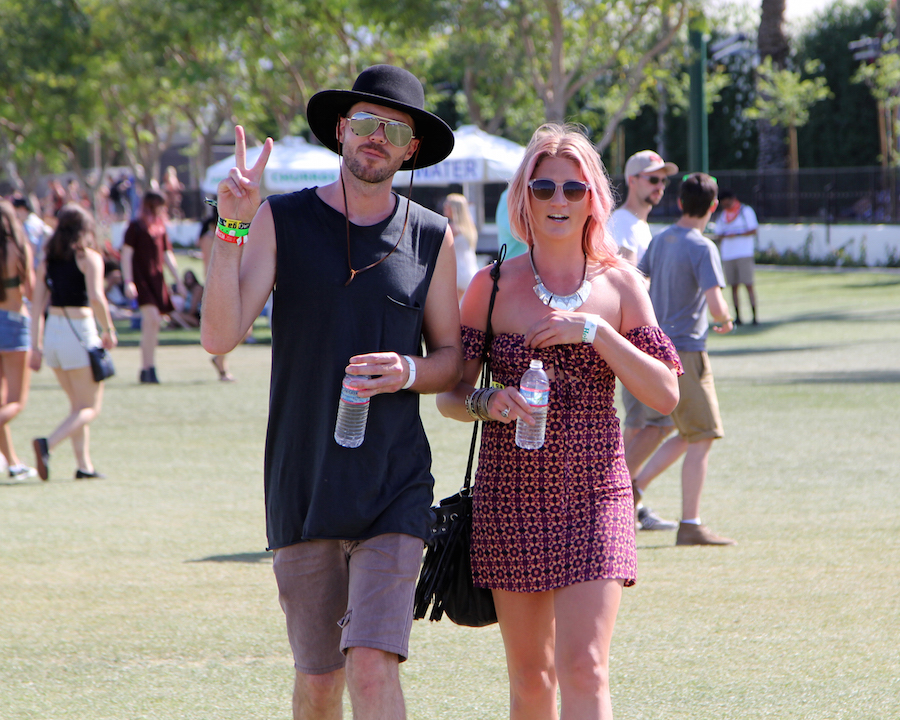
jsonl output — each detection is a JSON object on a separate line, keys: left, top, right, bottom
{"left": 516, "top": 359, "right": 550, "bottom": 450}
{"left": 334, "top": 374, "right": 370, "bottom": 448}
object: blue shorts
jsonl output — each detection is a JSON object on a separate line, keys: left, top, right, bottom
{"left": 0, "top": 310, "right": 30, "bottom": 352}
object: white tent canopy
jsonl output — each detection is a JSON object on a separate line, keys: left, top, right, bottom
{"left": 263, "top": 136, "right": 339, "bottom": 192}
{"left": 392, "top": 124, "right": 525, "bottom": 187}
{"left": 200, "top": 136, "right": 340, "bottom": 195}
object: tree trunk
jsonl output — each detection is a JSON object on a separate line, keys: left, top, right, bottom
{"left": 757, "top": 0, "right": 789, "bottom": 172}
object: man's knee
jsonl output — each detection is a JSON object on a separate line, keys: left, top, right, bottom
{"left": 345, "top": 647, "right": 400, "bottom": 698}
{"left": 294, "top": 668, "right": 344, "bottom": 713}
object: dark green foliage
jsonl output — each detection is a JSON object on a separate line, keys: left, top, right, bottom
{"left": 795, "top": 0, "right": 889, "bottom": 167}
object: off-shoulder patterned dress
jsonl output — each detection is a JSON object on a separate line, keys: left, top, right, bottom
{"left": 462, "top": 325, "right": 682, "bottom": 593}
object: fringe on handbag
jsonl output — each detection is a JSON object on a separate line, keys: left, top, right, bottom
{"left": 413, "top": 247, "right": 506, "bottom": 627}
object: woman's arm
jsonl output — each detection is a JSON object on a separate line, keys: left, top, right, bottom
{"left": 524, "top": 267, "right": 679, "bottom": 416}
{"left": 29, "top": 262, "right": 49, "bottom": 370}
{"left": 81, "top": 249, "right": 118, "bottom": 350}
{"left": 436, "top": 265, "right": 533, "bottom": 425}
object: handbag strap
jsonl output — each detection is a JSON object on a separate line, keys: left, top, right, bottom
{"left": 462, "top": 245, "right": 506, "bottom": 493}
{"left": 60, "top": 306, "right": 90, "bottom": 350}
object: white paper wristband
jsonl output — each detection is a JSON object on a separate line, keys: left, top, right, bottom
{"left": 402, "top": 355, "right": 417, "bottom": 390}
{"left": 582, "top": 315, "right": 601, "bottom": 344}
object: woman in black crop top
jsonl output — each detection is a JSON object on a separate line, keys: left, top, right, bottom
{"left": 0, "top": 200, "right": 36, "bottom": 481}
{"left": 29, "top": 204, "right": 118, "bottom": 481}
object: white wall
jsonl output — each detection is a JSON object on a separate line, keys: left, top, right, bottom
{"left": 649, "top": 223, "right": 900, "bottom": 267}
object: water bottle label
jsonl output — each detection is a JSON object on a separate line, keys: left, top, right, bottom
{"left": 520, "top": 386, "right": 549, "bottom": 408}
{"left": 340, "top": 380, "right": 369, "bottom": 405}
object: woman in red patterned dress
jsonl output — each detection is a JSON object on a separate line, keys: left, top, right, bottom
{"left": 438, "top": 124, "right": 682, "bottom": 720}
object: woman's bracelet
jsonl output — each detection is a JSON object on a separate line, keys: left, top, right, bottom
{"left": 465, "top": 387, "right": 497, "bottom": 422}
{"left": 582, "top": 314, "right": 601, "bottom": 343}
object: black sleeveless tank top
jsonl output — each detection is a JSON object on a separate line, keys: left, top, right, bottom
{"left": 264, "top": 188, "right": 448, "bottom": 549}
{"left": 47, "top": 257, "right": 89, "bottom": 307}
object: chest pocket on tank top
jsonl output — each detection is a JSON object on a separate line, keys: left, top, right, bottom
{"left": 381, "top": 295, "right": 424, "bottom": 354}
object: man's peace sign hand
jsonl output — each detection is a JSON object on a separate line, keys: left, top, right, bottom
{"left": 216, "top": 125, "right": 274, "bottom": 223}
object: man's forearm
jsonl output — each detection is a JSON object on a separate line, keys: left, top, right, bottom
{"left": 407, "top": 344, "right": 463, "bottom": 395}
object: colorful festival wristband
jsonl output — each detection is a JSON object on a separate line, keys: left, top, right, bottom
{"left": 215, "top": 226, "right": 247, "bottom": 245}
{"left": 218, "top": 217, "right": 251, "bottom": 231}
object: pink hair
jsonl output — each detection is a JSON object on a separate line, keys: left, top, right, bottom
{"left": 507, "top": 123, "right": 622, "bottom": 266}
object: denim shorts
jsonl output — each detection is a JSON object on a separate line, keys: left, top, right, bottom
{"left": 42, "top": 314, "right": 100, "bottom": 370}
{"left": 0, "top": 310, "right": 30, "bottom": 352}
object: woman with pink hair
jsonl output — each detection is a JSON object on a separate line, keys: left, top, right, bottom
{"left": 438, "top": 124, "right": 682, "bottom": 719}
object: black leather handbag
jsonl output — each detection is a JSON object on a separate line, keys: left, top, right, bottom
{"left": 413, "top": 249, "right": 505, "bottom": 628}
{"left": 62, "top": 308, "right": 116, "bottom": 382}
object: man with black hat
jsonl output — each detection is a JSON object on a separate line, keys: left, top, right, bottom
{"left": 202, "top": 65, "right": 462, "bottom": 719}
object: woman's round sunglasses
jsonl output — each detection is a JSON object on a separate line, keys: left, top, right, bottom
{"left": 528, "top": 179, "right": 591, "bottom": 202}
{"left": 346, "top": 112, "right": 414, "bottom": 148}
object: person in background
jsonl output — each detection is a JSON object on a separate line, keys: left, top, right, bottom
{"left": 712, "top": 189, "right": 759, "bottom": 325}
{"left": 0, "top": 200, "right": 37, "bottom": 481}
{"left": 12, "top": 196, "right": 52, "bottom": 267}
{"left": 167, "top": 270, "right": 203, "bottom": 329}
{"left": 438, "top": 124, "right": 681, "bottom": 720}
{"left": 120, "top": 191, "right": 184, "bottom": 384}
{"left": 103, "top": 261, "right": 132, "bottom": 321}
{"left": 197, "top": 211, "right": 235, "bottom": 381}
{"left": 443, "top": 193, "right": 480, "bottom": 302}
{"left": 634, "top": 173, "right": 736, "bottom": 546}
{"left": 162, "top": 166, "right": 185, "bottom": 220}
{"left": 494, "top": 187, "right": 528, "bottom": 259}
{"left": 607, "top": 150, "right": 681, "bottom": 532}
{"left": 29, "top": 204, "right": 117, "bottom": 481}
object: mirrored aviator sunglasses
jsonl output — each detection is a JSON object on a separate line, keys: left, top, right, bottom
{"left": 346, "top": 112, "right": 414, "bottom": 147}
{"left": 528, "top": 179, "right": 591, "bottom": 202}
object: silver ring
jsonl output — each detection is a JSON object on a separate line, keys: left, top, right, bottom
{"left": 500, "top": 408, "right": 510, "bottom": 418}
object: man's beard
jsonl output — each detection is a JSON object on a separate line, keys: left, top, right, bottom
{"left": 343, "top": 144, "right": 405, "bottom": 185}
{"left": 642, "top": 191, "right": 662, "bottom": 207}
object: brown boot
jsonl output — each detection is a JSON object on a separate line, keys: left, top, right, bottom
{"left": 676, "top": 522, "right": 736, "bottom": 546}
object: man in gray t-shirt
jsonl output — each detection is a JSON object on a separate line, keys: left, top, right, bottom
{"left": 633, "top": 173, "right": 737, "bottom": 546}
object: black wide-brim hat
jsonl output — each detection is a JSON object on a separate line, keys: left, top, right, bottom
{"left": 307, "top": 64, "right": 454, "bottom": 170}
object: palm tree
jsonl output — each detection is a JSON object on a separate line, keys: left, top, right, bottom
{"left": 757, "top": 0, "right": 790, "bottom": 170}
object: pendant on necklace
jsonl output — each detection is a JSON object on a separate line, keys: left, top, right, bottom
{"left": 530, "top": 249, "right": 592, "bottom": 311}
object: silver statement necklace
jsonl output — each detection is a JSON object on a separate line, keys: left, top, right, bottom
{"left": 529, "top": 248, "right": 592, "bottom": 311}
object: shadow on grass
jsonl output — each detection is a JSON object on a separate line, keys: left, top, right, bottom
{"left": 188, "top": 552, "right": 272, "bottom": 564}
{"left": 844, "top": 277, "right": 900, "bottom": 289}
{"left": 709, "top": 343, "right": 830, "bottom": 358}
{"left": 764, "top": 370, "right": 900, "bottom": 384}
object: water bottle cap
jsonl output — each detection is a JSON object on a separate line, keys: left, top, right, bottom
{"left": 529, "top": 359, "right": 543, "bottom": 369}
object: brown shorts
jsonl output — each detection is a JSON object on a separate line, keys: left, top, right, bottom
{"left": 272, "top": 533, "right": 424, "bottom": 675}
{"left": 723, "top": 256, "right": 755, "bottom": 286}
{"left": 622, "top": 384, "right": 675, "bottom": 430}
{"left": 671, "top": 350, "right": 724, "bottom": 443}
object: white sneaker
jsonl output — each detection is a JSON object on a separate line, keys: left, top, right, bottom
{"left": 9, "top": 464, "right": 38, "bottom": 481}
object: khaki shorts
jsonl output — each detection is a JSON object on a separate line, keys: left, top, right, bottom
{"left": 723, "top": 256, "right": 755, "bottom": 286}
{"left": 622, "top": 385, "right": 675, "bottom": 430}
{"left": 272, "top": 533, "right": 424, "bottom": 675}
{"left": 671, "top": 350, "right": 724, "bottom": 443}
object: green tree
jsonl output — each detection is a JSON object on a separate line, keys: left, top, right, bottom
{"left": 744, "top": 56, "right": 832, "bottom": 170}
{"left": 0, "top": 0, "right": 116, "bottom": 202}
{"left": 795, "top": 0, "right": 889, "bottom": 168}
{"left": 852, "top": 41, "right": 900, "bottom": 166}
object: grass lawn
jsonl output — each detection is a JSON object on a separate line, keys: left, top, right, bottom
{"left": 1, "top": 267, "right": 898, "bottom": 719}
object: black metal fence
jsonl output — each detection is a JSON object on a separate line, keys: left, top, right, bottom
{"left": 634, "top": 167, "right": 900, "bottom": 224}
